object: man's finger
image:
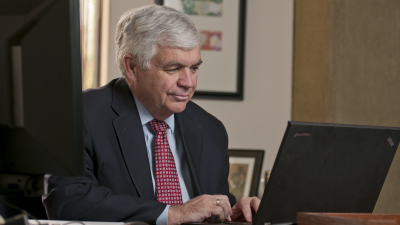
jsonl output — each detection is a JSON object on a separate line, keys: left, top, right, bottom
{"left": 226, "top": 214, "right": 232, "bottom": 222}
{"left": 212, "top": 205, "right": 226, "bottom": 223}
{"left": 250, "top": 197, "right": 261, "bottom": 213}
{"left": 216, "top": 196, "right": 231, "bottom": 220}
{"left": 240, "top": 203, "right": 253, "bottom": 222}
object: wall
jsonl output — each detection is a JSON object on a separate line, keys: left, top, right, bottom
{"left": 105, "top": 0, "right": 294, "bottom": 197}
{"left": 293, "top": 0, "right": 400, "bottom": 213}
{"left": 105, "top": 0, "right": 153, "bottom": 82}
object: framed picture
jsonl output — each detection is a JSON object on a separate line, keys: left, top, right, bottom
{"left": 228, "top": 149, "right": 264, "bottom": 200}
{"left": 156, "top": 0, "right": 246, "bottom": 100}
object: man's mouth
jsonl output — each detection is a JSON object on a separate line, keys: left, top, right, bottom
{"left": 174, "top": 94, "right": 189, "bottom": 101}
{"left": 170, "top": 94, "right": 190, "bottom": 101}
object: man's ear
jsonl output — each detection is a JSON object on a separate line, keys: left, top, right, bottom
{"left": 123, "top": 54, "right": 138, "bottom": 81}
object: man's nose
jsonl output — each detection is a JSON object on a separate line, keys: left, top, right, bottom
{"left": 177, "top": 68, "right": 195, "bottom": 88}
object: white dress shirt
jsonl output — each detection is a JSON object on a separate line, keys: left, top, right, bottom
{"left": 133, "top": 95, "right": 194, "bottom": 225}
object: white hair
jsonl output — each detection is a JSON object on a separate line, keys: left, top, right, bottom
{"left": 115, "top": 5, "right": 202, "bottom": 77}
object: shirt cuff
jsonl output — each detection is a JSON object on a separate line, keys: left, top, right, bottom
{"left": 156, "top": 205, "right": 170, "bottom": 225}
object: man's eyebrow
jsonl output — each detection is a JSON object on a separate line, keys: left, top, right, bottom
{"left": 193, "top": 60, "right": 203, "bottom": 67}
{"left": 161, "top": 60, "right": 203, "bottom": 68}
{"left": 161, "top": 62, "right": 184, "bottom": 68}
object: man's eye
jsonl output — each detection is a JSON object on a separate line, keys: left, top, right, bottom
{"left": 191, "top": 67, "right": 199, "bottom": 72}
{"left": 168, "top": 68, "right": 179, "bottom": 72}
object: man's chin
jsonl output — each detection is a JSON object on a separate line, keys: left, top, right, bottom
{"left": 168, "top": 101, "right": 189, "bottom": 114}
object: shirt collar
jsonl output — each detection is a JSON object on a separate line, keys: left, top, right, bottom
{"left": 132, "top": 93, "right": 175, "bottom": 132}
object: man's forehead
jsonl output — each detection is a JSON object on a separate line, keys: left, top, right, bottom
{"left": 153, "top": 46, "right": 201, "bottom": 67}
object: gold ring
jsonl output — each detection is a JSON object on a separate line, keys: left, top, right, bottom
{"left": 216, "top": 199, "right": 220, "bottom": 206}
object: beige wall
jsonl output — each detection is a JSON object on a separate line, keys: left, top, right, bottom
{"left": 105, "top": 0, "right": 294, "bottom": 197}
{"left": 293, "top": 0, "right": 400, "bottom": 213}
{"left": 105, "top": 0, "right": 153, "bottom": 81}
{"left": 193, "top": 1, "right": 293, "bottom": 197}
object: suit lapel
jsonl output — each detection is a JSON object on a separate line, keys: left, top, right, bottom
{"left": 176, "top": 111, "right": 204, "bottom": 196}
{"left": 111, "top": 78, "right": 155, "bottom": 200}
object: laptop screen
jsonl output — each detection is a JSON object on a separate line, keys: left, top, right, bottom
{"left": 254, "top": 122, "right": 400, "bottom": 225}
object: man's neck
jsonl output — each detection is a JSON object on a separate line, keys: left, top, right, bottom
{"left": 132, "top": 93, "right": 174, "bottom": 128}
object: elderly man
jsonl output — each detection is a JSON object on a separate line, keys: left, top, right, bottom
{"left": 43, "top": 5, "right": 260, "bottom": 224}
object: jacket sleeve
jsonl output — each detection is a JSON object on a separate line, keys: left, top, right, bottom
{"left": 42, "top": 117, "right": 166, "bottom": 224}
{"left": 223, "top": 125, "right": 237, "bottom": 206}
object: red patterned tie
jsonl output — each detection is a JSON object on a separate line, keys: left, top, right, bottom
{"left": 149, "top": 119, "right": 183, "bottom": 205}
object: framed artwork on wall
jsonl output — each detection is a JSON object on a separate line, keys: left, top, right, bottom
{"left": 156, "top": 0, "right": 246, "bottom": 100}
{"left": 228, "top": 149, "right": 264, "bottom": 200}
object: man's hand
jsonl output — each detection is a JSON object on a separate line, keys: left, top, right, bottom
{"left": 227, "top": 196, "right": 261, "bottom": 222}
{"left": 168, "top": 194, "right": 231, "bottom": 225}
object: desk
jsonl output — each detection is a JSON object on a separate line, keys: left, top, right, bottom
{"left": 297, "top": 213, "right": 400, "bottom": 225}
{"left": 28, "top": 220, "right": 124, "bottom": 225}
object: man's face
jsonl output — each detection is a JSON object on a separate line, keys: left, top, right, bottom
{"left": 125, "top": 46, "right": 202, "bottom": 120}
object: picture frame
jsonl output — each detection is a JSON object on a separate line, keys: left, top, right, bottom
{"left": 228, "top": 149, "right": 264, "bottom": 199}
{"left": 155, "top": 0, "right": 246, "bottom": 100}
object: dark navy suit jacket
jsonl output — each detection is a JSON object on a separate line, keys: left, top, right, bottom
{"left": 43, "top": 78, "right": 236, "bottom": 224}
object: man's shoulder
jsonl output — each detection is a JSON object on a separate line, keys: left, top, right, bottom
{"left": 83, "top": 78, "right": 118, "bottom": 102}
{"left": 183, "top": 101, "right": 213, "bottom": 118}
{"left": 182, "top": 101, "right": 225, "bottom": 129}
{"left": 83, "top": 77, "right": 128, "bottom": 103}
{"left": 82, "top": 77, "right": 127, "bottom": 116}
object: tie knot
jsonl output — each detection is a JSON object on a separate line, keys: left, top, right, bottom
{"left": 149, "top": 119, "right": 167, "bottom": 133}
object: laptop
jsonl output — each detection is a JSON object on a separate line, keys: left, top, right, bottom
{"left": 184, "top": 121, "right": 400, "bottom": 225}
{"left": 250, "top": 121, "right": 400, "bottom": 225}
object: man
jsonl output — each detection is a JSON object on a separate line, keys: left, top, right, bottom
{"left": 43, "top": 5, "right": 260, "bottom": 224}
